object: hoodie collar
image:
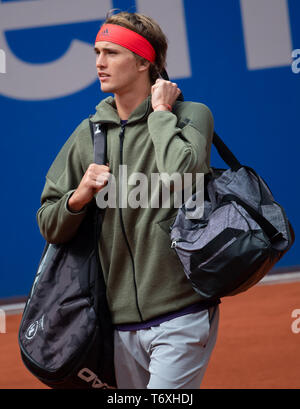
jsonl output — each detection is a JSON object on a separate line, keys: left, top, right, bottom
{"left": 91, "top": 95, "right": 152, "bottom": 125}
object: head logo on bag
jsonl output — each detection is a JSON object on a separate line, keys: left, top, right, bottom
{"left": 25, "top": 322, "right": 38, "bottom": 340}
{"left": 18, "top": 123, "right": 116, "bottom": 389}
{"left": 25, "top": 315, "right": 45, "bottom": 340}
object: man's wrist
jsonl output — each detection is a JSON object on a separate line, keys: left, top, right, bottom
{"left": 153, "top": 103, "right": 172, "bottom": 112}
{"left": 67, "top": 192, "right": 87, "bottom": 213}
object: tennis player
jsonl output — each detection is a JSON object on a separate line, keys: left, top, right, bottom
{"left": 37, "top": 11, "right": 220, "bottom": 389}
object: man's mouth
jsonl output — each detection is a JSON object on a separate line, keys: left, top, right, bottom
{"left": 98, "top": 73, "right": 110, "bottom": 80}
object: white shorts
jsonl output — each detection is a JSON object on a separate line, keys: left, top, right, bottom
{"left": 114, "top": 305, "right": 219, "bottom": 389}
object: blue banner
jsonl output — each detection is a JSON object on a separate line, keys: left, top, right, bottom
{"left": 0, "top": 0, "right": 299, "bottom": 298}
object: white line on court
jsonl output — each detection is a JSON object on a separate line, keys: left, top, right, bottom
{"left": 259, "top": 272, "right": 300, "bottom": 285}
{"left": 0, "top": 303, "right": 26, "bottom": 315}
{"left": 1, "top": 272, "right": 299, "bottom": 315}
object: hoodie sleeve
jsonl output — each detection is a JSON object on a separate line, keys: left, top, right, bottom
{"left": 36, "top": 120, "right": 91, "bottom": 244}
{"left": 147, "top": 102, "right": 214, "bottom": 176}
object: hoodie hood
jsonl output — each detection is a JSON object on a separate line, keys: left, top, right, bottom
{"left": 90, "top": 95, "right": 153, "bottom": 126}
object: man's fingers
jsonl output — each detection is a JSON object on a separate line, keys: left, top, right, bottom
{"left": 95, "top": 171, "right": 111, "bottom": 187}
{"left": 152, "top": 79, "right": 179, "bottom": 92}
{"left": 88, "top": 163, "right": 110, "bottom": 172}
{"left": 85, "top": 163, "right": 111, "bottom": 189}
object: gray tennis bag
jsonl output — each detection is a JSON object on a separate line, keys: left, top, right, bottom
{"left": 170, "top": 132, "right": 295, "bottom": 300}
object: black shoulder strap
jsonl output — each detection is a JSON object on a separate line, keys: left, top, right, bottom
{"left": 89, "top": 117, "right": 107, "bottom": 165}
{"left": 160, "top": 68, "right": 184, "bottom": 102}
{"left": 212, "top": 132, "right": 242, "bottom": 171}
{"left": 88, "top": 117, "right": 107, "bottom": 240}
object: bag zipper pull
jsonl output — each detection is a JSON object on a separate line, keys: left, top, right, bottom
{"left": 171, "top": 240, "right": 178, "bottom": 248}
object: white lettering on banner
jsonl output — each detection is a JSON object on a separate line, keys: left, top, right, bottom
{"left": 291, "top": 49, "right": 300, "bottom": 74}
{"left": 0, "top": 49, "right": 6, "bottom": 74}
{"left": 240, "top": 0, "right": 293, "bottom": 70}
{"left": 136, "top": 0, "right": 191, "bottom": 79}
{"left": 0, "top": 0, "right": 191, "bottom": 100}
{"left": 0, "top": 0, "right": 112, "bottom": 100}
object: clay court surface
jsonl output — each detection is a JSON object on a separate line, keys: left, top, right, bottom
{"left": 1, "top": 279, "right": 299, "bottom": 389}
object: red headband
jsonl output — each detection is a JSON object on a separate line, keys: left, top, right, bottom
{"left": 95, "top": 23, "right": 156, "bottom": 63}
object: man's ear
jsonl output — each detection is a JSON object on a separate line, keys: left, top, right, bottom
{"left": 137, "top": 59, "right": 150, "bottom": 73}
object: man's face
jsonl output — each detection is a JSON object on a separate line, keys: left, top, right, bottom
{"left": 95, "top": 41, "right": 141, "bottom": 95}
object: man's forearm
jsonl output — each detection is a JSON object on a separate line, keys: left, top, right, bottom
{"left": 37, "top": 190, "right": 87, "bottom": 244}
{"left": 67, "top": 191, "right": 88, "bottom": 213}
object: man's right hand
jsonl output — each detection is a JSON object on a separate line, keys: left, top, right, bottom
{"left": 68, "top": 163, "right": 110, "bottom": 212}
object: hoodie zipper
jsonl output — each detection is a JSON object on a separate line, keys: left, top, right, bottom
{"left": 119, "top": 123, "right": 143, "bottom": 322}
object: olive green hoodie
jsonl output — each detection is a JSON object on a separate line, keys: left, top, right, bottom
{"left": 37, "top": 95, "right": 214, "bottom": 324}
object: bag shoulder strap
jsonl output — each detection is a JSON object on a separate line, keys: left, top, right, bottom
{"left": 89, "top": 117, "right": 107, "bottom": 165}
{"left": 88, "top": 117, "right": 109, "bottom": 315}
{"left": 88, "top": 116, "right": 107, "bottom": 237}
{"left": 212, "top": 132, "right": 242, "bottom": 171}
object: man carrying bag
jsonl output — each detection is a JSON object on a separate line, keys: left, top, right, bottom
{"left": 27, "top": 10, "right": 220, "bottom": 389}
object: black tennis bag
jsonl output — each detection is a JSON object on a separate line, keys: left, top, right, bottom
{"left": 18, "top": 123, "right": 116, "bottom": 389}
{"left": 170, "top": 132, "right": 295, "bottom": 300}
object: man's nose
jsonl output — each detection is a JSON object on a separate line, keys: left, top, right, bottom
{"left": 96, "top": 53, "right": 106, "bottom": 68}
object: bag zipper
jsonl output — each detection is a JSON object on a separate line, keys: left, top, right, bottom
{"left": 119, "top": 124, "right": 143, "bottom": 322}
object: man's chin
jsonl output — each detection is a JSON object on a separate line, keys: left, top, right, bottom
{"left": 100, "top": 84, "right": 115, "bottom": 94}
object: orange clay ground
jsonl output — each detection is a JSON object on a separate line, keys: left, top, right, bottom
{"left": 0, "top": 280, "right": 299, "bottom": 389}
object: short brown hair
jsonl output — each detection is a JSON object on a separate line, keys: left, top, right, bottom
{"left": 103, "top": 11, "right": 168, "bottom": 84}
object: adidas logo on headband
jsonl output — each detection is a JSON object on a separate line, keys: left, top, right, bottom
{"left": 95, "top": 24, "right": 156, "bottom": 63}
